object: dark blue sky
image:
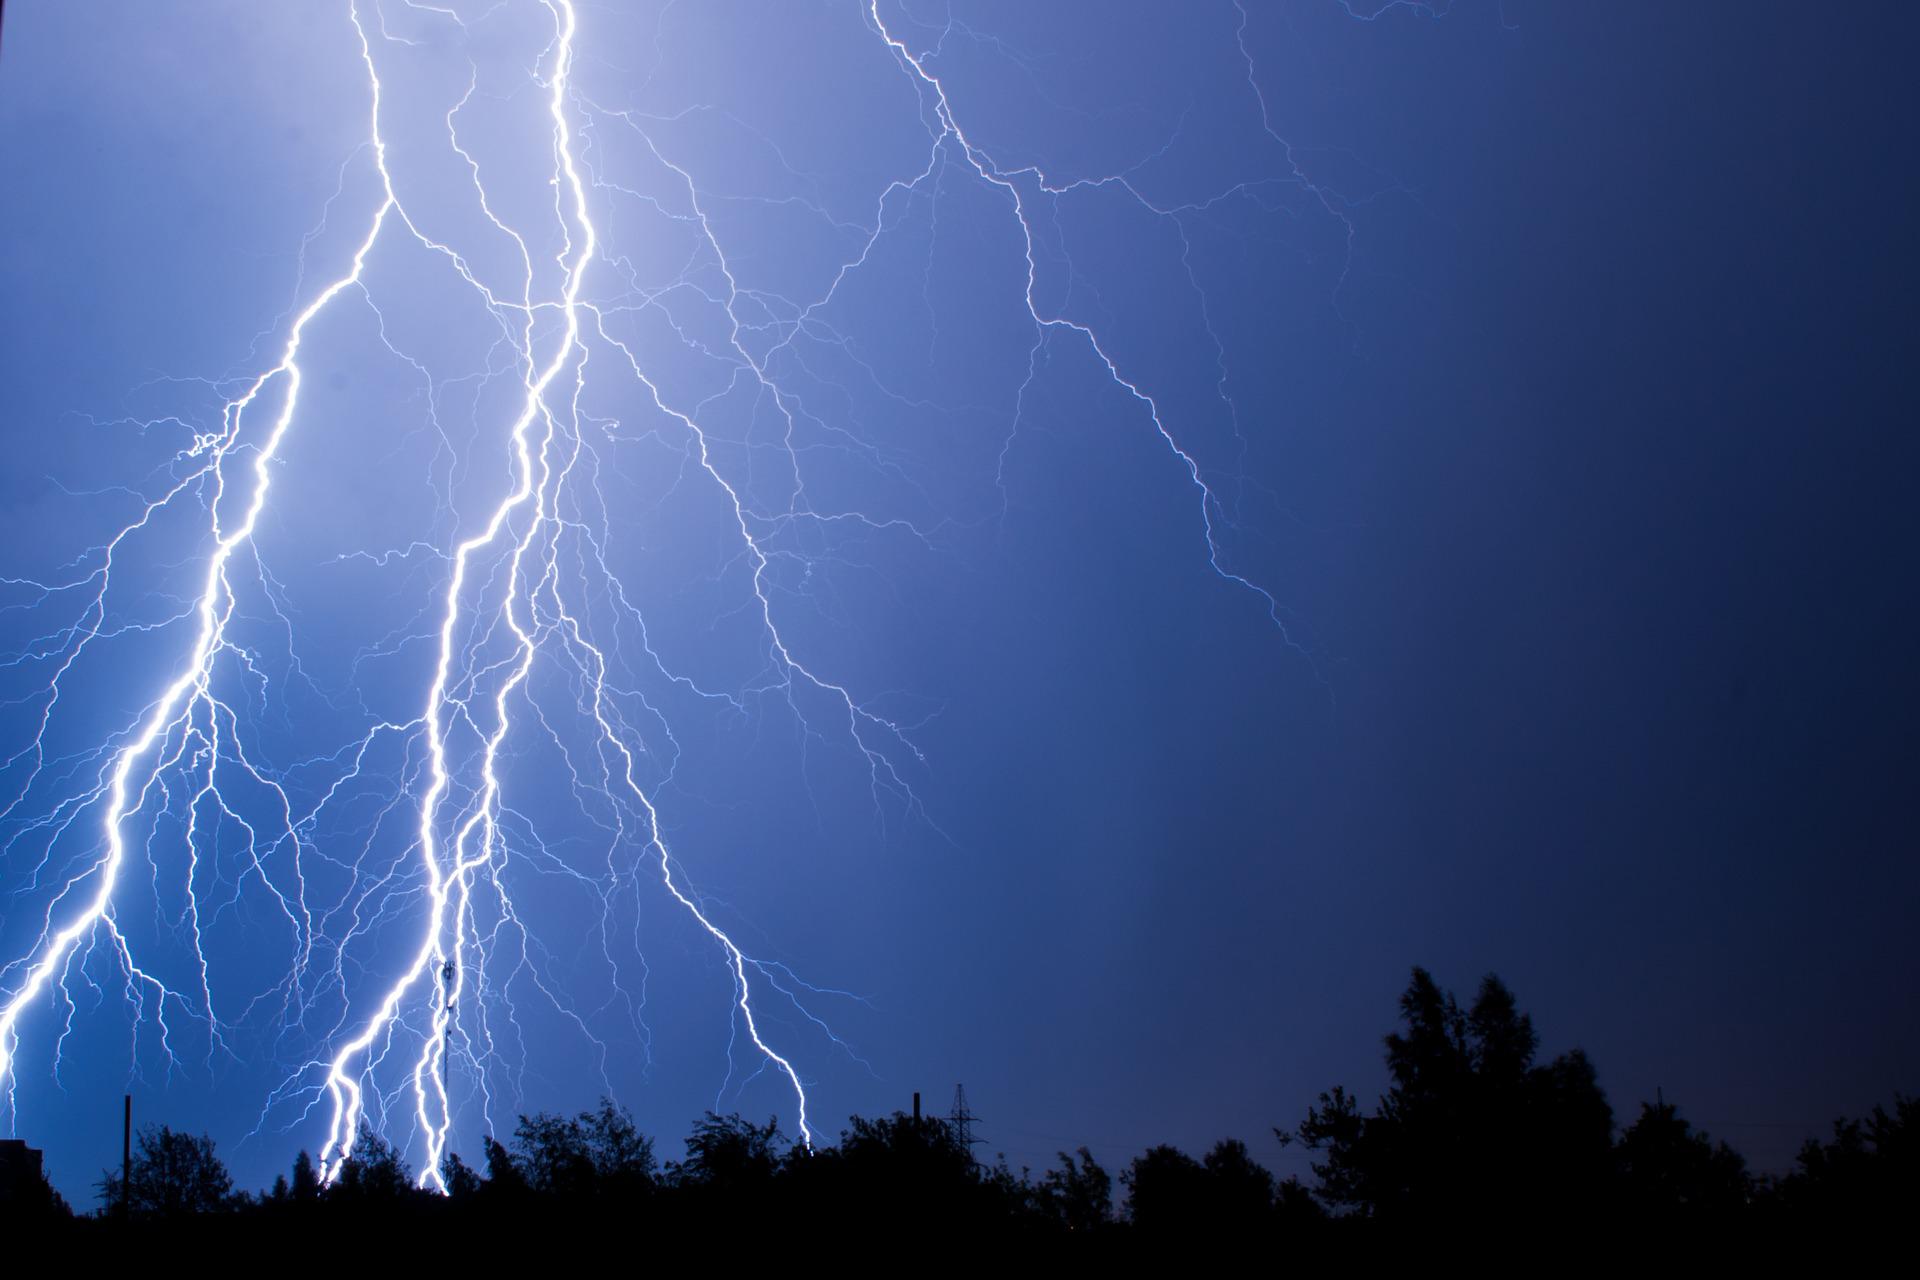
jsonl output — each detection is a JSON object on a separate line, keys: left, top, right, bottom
{"left": 1, "top": 1, "right": 1914, "bottom": 1200}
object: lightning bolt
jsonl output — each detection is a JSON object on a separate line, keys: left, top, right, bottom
{"left": 1, "top": 0, "right": 1351, "bottom": 1188}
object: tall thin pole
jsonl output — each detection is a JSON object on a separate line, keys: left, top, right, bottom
{"left": 121, "top": 1094, "right": 131, "bottom": 1221}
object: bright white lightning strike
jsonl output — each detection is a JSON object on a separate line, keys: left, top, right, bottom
{"left": 1, "top": 0, "right": 1322, "bottom": 1189}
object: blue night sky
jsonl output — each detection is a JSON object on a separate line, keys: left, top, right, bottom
{"left": 0, "top": 2, "right": 1914, "bottom": 1202}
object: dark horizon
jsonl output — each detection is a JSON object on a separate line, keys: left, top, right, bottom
{"left": 6, "top": 966, "right": 1913, "bottom": 1236}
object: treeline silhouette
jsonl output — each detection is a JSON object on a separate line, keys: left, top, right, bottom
{"left": 4, "top": 967, "right": 1913, "bottom": 1245}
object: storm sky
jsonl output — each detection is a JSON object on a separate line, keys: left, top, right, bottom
{"left": 1, "top": 1, "right": 1914, "bottom": 1201}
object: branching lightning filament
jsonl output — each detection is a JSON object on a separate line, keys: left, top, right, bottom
{"left": 1, "top": 0, "right": 1319, "bottom": 1188}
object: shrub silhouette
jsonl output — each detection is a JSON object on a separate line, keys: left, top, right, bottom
{"left": 96, "top": 1125, "right": 233, "bottom": 1219}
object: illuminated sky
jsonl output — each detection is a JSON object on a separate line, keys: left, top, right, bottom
{"left": 1, "top": 1, "right": 1914, "bottom": 1201}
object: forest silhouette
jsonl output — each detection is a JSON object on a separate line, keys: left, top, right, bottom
{"left": 2, "top": 967, "right": 1912, "bottom": 1245}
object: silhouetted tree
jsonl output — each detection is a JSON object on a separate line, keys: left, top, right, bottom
{"left": 1772, "top": 1093, "right": 1918, "bottom": 1225}
{"left": 441, "top": 1149, "right": 483, "bottom": 1201}
{"left": 1296, "top": 967, "right": 1612, "bottom": 1221}
{"left": 1203, "top": 1139, "right": 1277, "bottom": 1226}
{"left": 479, "top": 1134, "right": 530, "bottom": 1205}
{"left": 97, "top": 1125, "right": 234, "bottom": 1218}
{"left": 1034, "top": 1146, "right": 1112, "bottom": 1233}
{"left": 1288, "top": 1086, "right": 1366, "bottom": 1209}
{"left": 783, "top": 1109, "right": 1007, "bottom": 1230}
{"left": 327, "top": 1126, "right": 420, "bottom": 1206}
{"left": 581, "top": 1098, "right": 656, "bottom": 1195}
{"left": 290, "top": 1149, "right": 320, "bottom": 1202}
{"left": 1614, "top": 1099, "right": 1749, "bottom": 1218}
{"left": 513, "top": 1110, "right": 596, "bottom": 1197}
{"left": 1123, "top": 1145, "right": 1209, "bottom": 1232}
{"left": 1125, "top": 1140, "right": 1281, "bottom": 1234}
{"left": 508, "top": 1097, "right": 655, "bottom": 1201}
{"left": 832, "top": 1110, "right": 976, "bottom": 1189}
{"left": 1272, "top": 1174, "right": 1324, "bottom": 1229}
{"left": 673, "top": 1113, "right": 780, "bottom": 1190}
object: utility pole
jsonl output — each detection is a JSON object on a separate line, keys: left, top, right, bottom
{"left": 121, "top": 1094, "right": 131, "bottom": 1222}
{"left": 912, "top": 1091, "right": 921, "bottom": 1122}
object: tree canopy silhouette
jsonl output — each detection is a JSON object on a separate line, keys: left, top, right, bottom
{"left": 672, "top": 1112, "right": 780, "bottom": 1190}
{"left": 507, "top": 1098, "right": 655, "bottom": 1201}
{"left": 1615, "top": 1098, "right": 1751, "bottom": 1218}
{"left": 1294, "top": 967, "right": 1613, "bottom": 1221}
{"left": 1772, "top": 1092, "right": 1918, "bottom": 1225}
{"left": 97, "top": 1125, "right": 234, "bottom": 1219}
{"left": 14, "top": 965, "right": 1910, "bottom": 1248}
{"left": 1034, "top": 1146, "right": 1112, "bottom": 1233}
